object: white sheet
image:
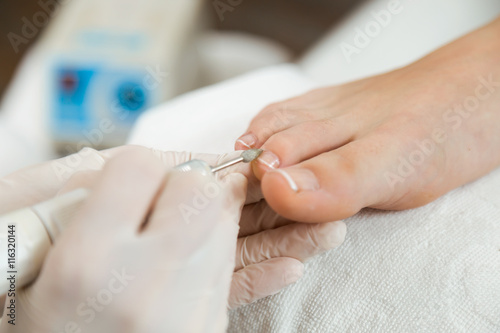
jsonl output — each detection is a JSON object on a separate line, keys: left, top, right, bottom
{"left": 227, "top": 173, "right": 500, "bottom": 332}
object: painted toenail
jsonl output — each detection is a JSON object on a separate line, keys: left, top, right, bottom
{"left": 258, "top": 151, "right": 280, "bottom": 170}
{"left": 236, "top": 133, "right": 258, "bottom": 149}
{"left": 272, "top": 168, "right": 319, "bottom": 192}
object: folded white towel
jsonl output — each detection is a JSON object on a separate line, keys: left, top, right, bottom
{"left": 129, "top": 64, "right": 317, "bottom": 153}
{"left": 129, "top": 65, "right": 500, "bottom": 332}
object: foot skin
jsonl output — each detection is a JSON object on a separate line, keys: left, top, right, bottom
{"left": 235, "top": 18, "right": 500, "bottom": 223}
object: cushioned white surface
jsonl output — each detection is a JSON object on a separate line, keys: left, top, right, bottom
{"left": 227, "top": 173, "right": 500, "bottom": 332}
{"left": 128, "top": 64, "right": 317, "bottom": 153}
{"left": 300, "top": 0, "right": 500, "bottom": 85}
{"left": 128, "top": 64, "right": 500, "bottom": 332}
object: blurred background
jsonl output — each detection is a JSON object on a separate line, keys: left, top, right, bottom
{"left": 0, "top": 0, "right": 363, "bottom": 100}
{"left": 0, "top": 0, "right": 373, "bottom": 177}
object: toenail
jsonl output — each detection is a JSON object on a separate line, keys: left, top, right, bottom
{"left": 236, "top": 133, "right": 258, "bottom": 149}
{"left": 272, "top": 168, "right": 319, "bottom": 192}
{"left": 258, "top": 151, "right": 280, "bottom": 170}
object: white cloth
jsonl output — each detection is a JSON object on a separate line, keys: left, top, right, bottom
{"left": 128, "top": 64, "right": 317, "bottom": 153}
{"left": 128, "top": 64, "right": 500, "bottom": 332}
{"left": 228, "top": 174, "right": 500, "bottom": 332}
{"left": 300, "top": 0, "right": 500, "bottom": 85}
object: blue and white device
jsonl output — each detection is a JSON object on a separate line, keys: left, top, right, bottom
{"left": 52, "top": 62, "right": 157, "bottom": 150}
{"left": 43, "top": 0, "right": 204, "bottom": 152}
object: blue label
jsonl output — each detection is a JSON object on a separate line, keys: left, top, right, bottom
{"left": 51, "top": 64, "right": 152, "bottom": 145}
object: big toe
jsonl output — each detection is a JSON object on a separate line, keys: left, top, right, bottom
{"left": 261, "top": 137, "right": 402, "bottom": 222}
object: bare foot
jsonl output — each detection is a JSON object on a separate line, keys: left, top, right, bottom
{"left": 235, "top": 18, "right": 500, "bottom": 222}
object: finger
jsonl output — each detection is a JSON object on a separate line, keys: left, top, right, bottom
{"left": 152, "top": 149, "right": 263, "bottom": 205}
{"left": 0, "top": 147, "right": 108, "bottom": 213}
{"left": 138, "top": 173, "right": 246, "bottom": 327}
{"left": 235, "top": 220, "right": 346, "bottom": 271}
{"left": 253, "top": 114, "right": 359, "bottom": 178}
{"left": 57, "top": 170, "right": 101, "bottom": 196}
{"left": 138, "top": 147, "right": 263, "bottom": 204}
{"left": 75, "top": 147, "right": 166, "bottom": 234}
{"left": 144, "top": 168, "right": 247, "bottom": 250}
{"left": 211, "top": 151, "right": 262, "bottom": 204}
{"left": 228, "top": 257, "right": 304, "bottom": 309}
{"left": 238, "top": 200, "right": 293, "bottom": 237}
{"left": 109, "top": 148, "right": 262, "bottom": 207}
{"left": 0, "top": 146, "right": 257, "bottom": 215}
{"left": 260, "top": 135, "right": 401, "bottom": 222}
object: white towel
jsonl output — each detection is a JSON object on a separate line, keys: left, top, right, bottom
{"left": 228, "top": 173, "right": 500, "bottom": 332}
{"left": 128, "top": 65, "right": 500, "bottom": 332}
{"left": 129, "top": 64, "right": 317, "bottom": 153}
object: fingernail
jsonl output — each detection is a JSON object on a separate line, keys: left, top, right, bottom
{"left": 236, "top": 133, "right": 258, "bottom": 150}
{"left": 273, "top": 168, "right": 319, "bottom": 192}
{"left": 285, "top": 264, "right": 304, "bottom": 285}
{"left": 257, "top": 151, "right": 280, "bottom": 170}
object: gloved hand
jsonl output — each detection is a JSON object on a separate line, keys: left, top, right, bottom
{"left": 229, "top": 200, "right": 346, "bottom": 309}
{"left": 0, "top": 147, "right": 246, "bottom": 333}
{"left": 51, "top": 148, "right": 348, "bottom": 309}
{"left": 0, "top": 145, "right": 347, "bottom": 313}
{"left": 0, "top": 147, "right": 109, "bottom": 215}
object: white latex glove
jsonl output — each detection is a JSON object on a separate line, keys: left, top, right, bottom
{"left": 45, "top": 147, "right": 348, "bottom": 310}
{"left": 0, "top": 145, "right": 347, "bottom": 313}
{"left": 0, "top": 147, "right": 246, "bottom": 333}
{"left": 230, "top": 201, "right": 346, "bottom": 309}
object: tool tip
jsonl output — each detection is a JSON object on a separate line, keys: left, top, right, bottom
{"left": 241, "top": 149, "right": 263, "bottom": 163}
